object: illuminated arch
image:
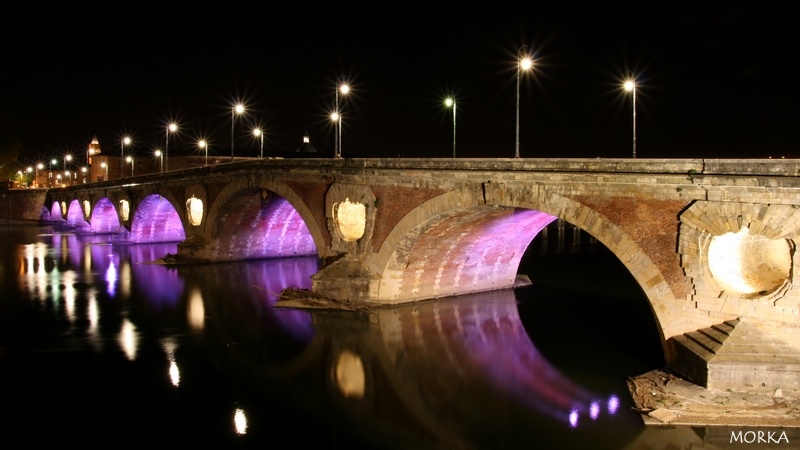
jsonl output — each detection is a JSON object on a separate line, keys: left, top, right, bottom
{"left": 90, "top": 197, "right": 122, "bottom": 233}
{"left": 376, "top": 191, "right": 556, "bottom": 302}
{"left": 128, "top": 194, "right": 186, "bottom": 243}
{"left": 373, "top": 188, "right": 675, "bottom": 352}
{"left": 203, "top": 176, "right": 325, "bottom": 261}
{"left": 48, "top": 201, "right": 65, "bottom": 222}
{"left": 65, "top": 199, "right": 90, "bottom": 230}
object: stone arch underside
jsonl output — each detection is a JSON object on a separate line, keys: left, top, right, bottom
{"left": 377, "top": 206, "right": 557, "bottom": 302}
{"left": 48, "top": 201, "right": 65, "bottom": 222}
{"left": 209, "top": 190, "right": 317, "bottom": 261}
{"left": 371, "top": 188, "right": 675, "bottom": 352}
{"left": 90, "top": 197, "right": 122, "bottom": 233}
{"left": 129, "top": 194, "right": 186, "bottom": 243}
{"left": 66, "top": 199, "right": 89, "bottom": 230}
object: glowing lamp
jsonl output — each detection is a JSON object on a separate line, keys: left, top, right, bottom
{"left": 186, "top": 196, "right": 204, "bottom": 226}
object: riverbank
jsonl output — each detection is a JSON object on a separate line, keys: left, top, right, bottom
{"left": 628, "top": 369, "right": 800, "bottom": 427}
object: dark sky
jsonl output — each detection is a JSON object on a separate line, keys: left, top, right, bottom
{"left": 3, "top": 1, "right": 799, "bottom": 162}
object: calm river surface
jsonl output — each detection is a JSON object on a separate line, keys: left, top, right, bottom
{"left": 0, "top": 222, "right": 721, "bottom": 448}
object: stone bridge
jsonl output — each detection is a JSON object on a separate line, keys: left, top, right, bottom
{"left": 3, "top": 157, "right": 799, "bottom": 392}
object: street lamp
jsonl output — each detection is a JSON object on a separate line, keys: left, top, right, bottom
{"left": 50, "top": 159, "right": 57, "bottom": 187}
{"left": 253, "top": 128, "right": 264, "bottom": 158}
{"left": 165, "top": 123, "right": 177, "bottom": 171}
{"left": 231, "top": 103, "right": 244, "bottom": 160}
{"left": 101, "top": 162, "right": 108, "bottom": 181}
{"left": 623, "top": 78, "right": 637, "bottom": 158}
{"left": 330, "top": 111, "right": 340, "bottom": 158}
{"left": 154, "top": 149, "right": 163, "bottom": 172}
{"left": 335, "top": 78, "right": 350, "bottom": 158}
{"left": 515, "top": 45, "right": 533, "bottom": 158}
{"left": 36, "top": 163, "right": 43, "bottom": 187}
{"left": 445, "top": 92, "right": 456, "bottom": 158}
{"left": 126, "top": 155, "right": 134, "bottom": 177}
{"left": 198, "top": 140, "right": 208, "bottom": 166}
{"left": 121, "top": 137, "right": 131, "bottom": 178}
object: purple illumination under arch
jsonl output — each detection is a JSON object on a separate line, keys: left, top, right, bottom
{"left": 66, "top": 199, "right": 90, "bottom": 230}
{"left": 90, "top": 197, "right": 121, "bottom": 233}
{"left": 211, "top": 191, "right": 316, "bottom": 260}
{"left": 48, "top": 201, "right": 65, "bottom": 223}
{"left": 129, "top": 194, "right": 186, "bottom": 243}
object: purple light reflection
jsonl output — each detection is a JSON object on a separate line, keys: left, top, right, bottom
{"left": 129, "top": 243, "right": 183, "bottom": 309}
{"left": 382, "top": 291, "right": 621, "bottom": 429}
{"left": 201, "top": 256, "right": 319, "bottom": 343}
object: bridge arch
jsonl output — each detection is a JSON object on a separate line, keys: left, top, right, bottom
{"left": 371, "top": 188, "right": 675, "bottom": 349}
{"left": 89, "top": 197, "right": 122, "bottom": 233}
{"left": 128, "top": 193, "right": 186, "bottom": 243}
{"left": 198, "top": 175, "right": 323, "bottom": 261}
{"left": 65, "top": 199, "right": 90, "bottom": 230}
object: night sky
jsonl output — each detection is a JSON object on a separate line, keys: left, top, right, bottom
{"left": 3, "top": 1, "right": 799, "bottom": 162}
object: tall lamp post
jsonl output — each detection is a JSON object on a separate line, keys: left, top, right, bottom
{"left": 445, "top": 92, "right": 456, "bottom": 158}
{"left": 101, "top": 162, "right": 108, "bottom": 181}
{"left": 126, "top": 156, "right": 134, "bottom": 177}
{"left": 155, "top": 149, "right": 163, "bottom": 172}
{"left": 515, "top": 45, "right": 533, "bottom": 158}
{"left": 623, "top": 78, "right": 637, "bottom": 158}
{"left": 231, "top": 104, "right": 244, "bottom": 161}
{"left": 121, "top": 137, "right": 131, "bottom": 178}
{"left": 253, "top": 128, "right": 264, "bottom": 158}
{"left": 50, "top": 159, "right": 57, "bottom": 187}
{"left": 165, "top": 123, "right": 177, "bottom": 171}
{"left": 334, "top": 78, "right": 350, "bottom": 158}
{"left": 64, "top": 154, "right": 73, "bottom": 184}
{"left": 198, "top": 140, "right": 208, "bottom": 166}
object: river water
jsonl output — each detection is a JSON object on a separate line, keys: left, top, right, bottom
{"left": 0, "top": 221, "right": 721, "bottom": 448}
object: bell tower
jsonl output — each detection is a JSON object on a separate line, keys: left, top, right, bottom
{"left": 88, "top": 135, "right": 101, "bottom": 165}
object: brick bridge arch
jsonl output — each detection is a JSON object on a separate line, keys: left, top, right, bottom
{"left": 178, "top": 175, "right": 325, "bottom": 261}
{"left": 354, "top": 188, "right": 674, "bottom": 349}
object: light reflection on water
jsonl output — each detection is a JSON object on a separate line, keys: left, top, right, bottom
{"left": 1, "top": 224, "right": 709, "bottom": 448}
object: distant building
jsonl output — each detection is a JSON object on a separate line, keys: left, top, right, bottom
{"left": 295, "top": 133, "right": 318, "bottom": 153}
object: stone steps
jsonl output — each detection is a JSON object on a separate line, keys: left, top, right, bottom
{"left": 671, "top": 318, "right": 800, "bottom": 391}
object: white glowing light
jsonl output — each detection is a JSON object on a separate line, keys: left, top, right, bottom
{"left": 119, "top": 319, "right": 138, "bottom": 361}
{"left": 707, "top": 227, "right": 791, "bottom": 296}
{"left": 186, "top": 196, "right": 204, "bottom": 226}
{"left": 169, "top": 361, "right": 180, "bottom": 387}
{"left": 624, "top": 80, "right": 635, "bottom": 91}
{"left": 234, "top": 408, "right": 248, "bottom": 435}
{"left": 119, "top": 200, "right": 130, "bottom": 222}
